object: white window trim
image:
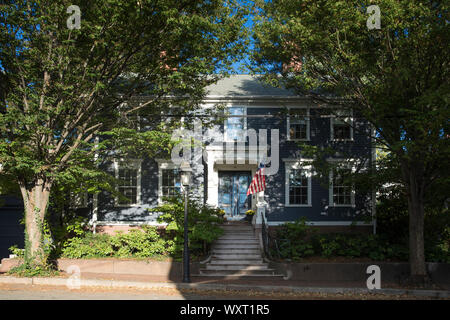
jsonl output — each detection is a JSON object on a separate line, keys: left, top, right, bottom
{"left": 287, "top": 107, "right": 310, "bottom": 141}
{"left": 328, "top": 162, "right": 356, "bottom": 208}
{"left": 330, "top": 109, "right": 354, "bottom": 141}
{"left": 224, "top": 106, "right": 247, "bottom": 142}
{"left": 114, "top": 159, "right": 142, "bottom": 207}
{"left": 157, "top": 161, "right": 181, "bottom": 205}
{"left": 284, "top": 159, "right": 313, "bottom": 207}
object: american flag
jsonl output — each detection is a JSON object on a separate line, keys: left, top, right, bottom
{"left": 247, "top": 162, "right": 266, "bottom": 196}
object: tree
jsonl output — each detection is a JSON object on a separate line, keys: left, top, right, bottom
{"left": 0, "top": 0, "right": 247, "bottom": 268}
{"left": 251, "top": 0, "right": 449, "bottom": 284}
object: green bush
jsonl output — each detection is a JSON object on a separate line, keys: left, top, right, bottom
{"left": 61, "top": 226, "right": 175, "bottom": 259}
{"left": 150, "top": 195, "right": 224, "bottom": 257}
{"left": 61, "top": 197, "right": 224, "bottom": 260}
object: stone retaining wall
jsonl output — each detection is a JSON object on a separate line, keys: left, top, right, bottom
{"left": 269, "top": 261, "right": 450, "bottom": 288}
{"left": 0, "top": 258, "right": 202, "bottom": 278}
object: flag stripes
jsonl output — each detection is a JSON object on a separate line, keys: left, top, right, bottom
{"left": 247, "top": 163, "right": 266, "bottom": 196}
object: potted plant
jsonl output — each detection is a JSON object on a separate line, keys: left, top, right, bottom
{"left": 217, "top": 209, "right": 226, "bottom": 221}
{"left": 245, "top": 209, "right": 255, "bottom": 222}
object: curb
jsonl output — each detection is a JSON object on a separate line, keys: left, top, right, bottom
{"left": 0, "top": 276, "right": 449, "bottom": 299}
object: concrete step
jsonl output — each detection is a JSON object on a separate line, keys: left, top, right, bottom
{"left": 213, "top": 244, "right": 259, "bottom": 249}
{"left": 214, "top": 240, "right": 259, "bottom": 245}
{"left": 194, "top": 273, "right": 285, "bottom": 278}
{"left": 218, "top": 234, "right": 256, "bottom": 238}
{"left": 212, "top": 254, "right": 262, "bottom": 260}
{"left": 199, "top": 269, "right": 279, "bottom": 276}
{"left": 212, "top": 248, "right": 261, "bottom": 254}
{"left": 209, "top": 259, "right": 264, "bottom": 265}
{"left": 220, "top": 227, "right": 253, "bottom": 231}
{"left": 205, "top": 264, "right": 269, "bottom": 271}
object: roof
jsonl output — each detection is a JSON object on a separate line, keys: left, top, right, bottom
{"left": 205, "top": 74, "right": 299, "bottom": 98}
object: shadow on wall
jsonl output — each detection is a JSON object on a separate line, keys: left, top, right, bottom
{"left": 0, "top": 195, "right": 24, "bottom": 260}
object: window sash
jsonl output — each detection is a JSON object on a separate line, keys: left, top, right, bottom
{"left": 288, "top": 108, "right": 309, "bottom": 140}
{"left": 225, "top": 107, "right": 246, "bottom": 141}
{"left": 331, "top": 169, "right": 353, "bottom": 206}
{"left": 288, "top": 168, "right": 309, "bottom": 205}
{"left": 161, "top": 169, "right": 181, "bottom": 198}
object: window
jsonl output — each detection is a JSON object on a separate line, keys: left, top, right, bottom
{"left": 114, "top": 160, "right": 141, "bottom": 206}
{"left": 331, "top": 109, "right": 353, "bottom": 140}
{"left": 287, "top": 108, "right": 310, "bottom": 141}
{"left": 285, "top": 161, "right": 312, "bottom": 206}
{"left": 157, "top": 161, "right": 182, "bottom": 203}
{"left": 224, "top": 107, "right": 246, "bottom": 141}
{"left": 330, "top": 168, "right": 355, "bottom": 207}
{"left": 161, "top": 168, "right": 181, "bottom": 198}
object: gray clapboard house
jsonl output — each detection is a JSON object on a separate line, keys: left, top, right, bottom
{"left": 73, "top": 75, "right": 375, "bottom": 234}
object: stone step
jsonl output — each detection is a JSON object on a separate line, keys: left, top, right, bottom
{"left": 199, "top": 269, "right": 279, "bottom": 276}
{"left": 205, "top": 264, "right": 269, "bottom": 271}
{"left": 195, "top": 273, "right": 285, "bottom": 278}
{"left": 218, "top": 234, "right": 256, "bottom": 238}
{"left": 212, "top": 248, "right": 261, "bottom": 254}
{"left": 209, "top": 259, "right": 264, "bottom": 265}
{"left": 212, "top": 254, "right": 262, "bottom": 260}
{"left": 214, "top": 240, "right": 259, "bottom": 245}
{"left": 213, "top": 244, "right": 259, "bottom": 249}
{"left": 221, "top": 227, "right": 253, "bottom": 230}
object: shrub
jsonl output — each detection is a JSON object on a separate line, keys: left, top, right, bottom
{"left": 150, "top": 195, "right": 224, "bottom": 257}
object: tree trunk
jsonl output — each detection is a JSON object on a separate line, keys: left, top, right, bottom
{"left": 19, "top": 179, "right": 52, "bottom": 267}
{"left": 402, "top": 165, "right": 429, "bottom": 285}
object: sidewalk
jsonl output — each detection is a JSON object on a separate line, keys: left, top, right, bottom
{"left": 1, "top": 272, "right": 449, "bottom": 299}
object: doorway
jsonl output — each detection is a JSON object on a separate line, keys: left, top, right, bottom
{"left": 218, "top": 171, "right": 251, "bottom": 220}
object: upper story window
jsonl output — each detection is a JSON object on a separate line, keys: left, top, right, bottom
{"left": 114, "top": 160, "right": 141, "bottom": 206}
{"left": 285, "top": 160, "right": 312, "bottom": 207}
{"left": 331, "top": 109, "right": 353, "bottom": 141}
{"left": 287, "top": 108, "right": 310, "bottom": 141}
{"left": 224, "top": 107, "right": 246, "bottom": 141}
{"left": 329, "top": 167, "right": 355, "bottom": 207}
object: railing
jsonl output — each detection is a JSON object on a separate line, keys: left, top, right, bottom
{"left": 257, "top": 204, "right": 283, "bottom": 260}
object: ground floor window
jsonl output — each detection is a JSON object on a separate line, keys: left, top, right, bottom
{"left": 285, "top": 160, "right": 312, "bottom": 207}
{"left": 161, "top": 168, "right": 181, "bottom": 198}
{"left": 114, "top": 159, "right": 141, "bottom": 206}
{"left": 330, "top": 168, "right": 355, "bottom": 206}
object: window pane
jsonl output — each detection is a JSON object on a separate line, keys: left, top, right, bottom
{"left": 332, "top": 169, "right": 352, "bottom": 205}
{"left": 290, "top": 123, "right": 307, "bottom": 140}
{"left": 161, "top": 169, "right": 181, "bottom": 198}
{"left": 289, "top": 169, "right": 309, "bottom": 205}
{"left": 334, "top": 124, "right": 351, "bottom": 139}
{"left": 226, "top": 107, "right": 245, "bottom": 141}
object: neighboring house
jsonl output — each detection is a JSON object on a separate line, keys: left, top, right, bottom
{"left": 75, "top": 75, "right": 375, "bottom": 234}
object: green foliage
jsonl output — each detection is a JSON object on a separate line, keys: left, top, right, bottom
{"left": 8, "top": 263, "right": 59, "bottom": 278}
{"left": 273, "top": 213, "right": 448, "bottom": 262}
{"left": 8, "top": 245, "right": 25, "bottom": 258}
{"left": 151, "top": 195, "right": 224, "bottom": 257}
{"left": 274, "top": 218, "right": 315, "bottom": 260}
{"left": 61, "top": 233, "right": 114, "bottom": 259}
{"left": 0, "top": 0, "right": 248, "bottom": 267}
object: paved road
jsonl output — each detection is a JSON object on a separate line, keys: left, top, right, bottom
{"left": 0, "top": 283, "right": 438, "bottom": 300}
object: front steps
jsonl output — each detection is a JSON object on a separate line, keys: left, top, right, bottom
{"left": 198, "top": 222, "right": 283, "bottom": 278}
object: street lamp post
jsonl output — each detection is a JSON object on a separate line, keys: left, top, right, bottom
{"left": 180, "top": 161, "right": 192, "bottom": 283}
